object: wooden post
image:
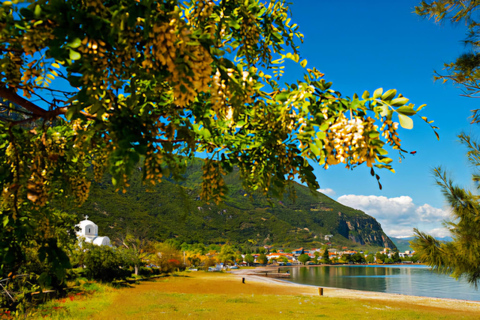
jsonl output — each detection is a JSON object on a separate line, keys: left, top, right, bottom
{"left": 242, "top": 277, "right": 245, "bottom": 284}
{"left": 318, "top": 288, "right": 323, "bottom": 296}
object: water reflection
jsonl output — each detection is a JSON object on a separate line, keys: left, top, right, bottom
{"left": 285, "top": 265, "right": 480, "bottom": 301}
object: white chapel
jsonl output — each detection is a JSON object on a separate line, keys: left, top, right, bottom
{"left": 76, "top": 215, "right": 111, "bottom": 246}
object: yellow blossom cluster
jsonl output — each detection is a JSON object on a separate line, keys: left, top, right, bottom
{"left": 143, "top": 19, "right": 213, "bottom": 106}
{"left": 1, "top": 52, "right": 22, "bottom": 88}
{"left": 143, "top": 145, "right": 164, "bottom": 188}
{"left": 380, "top": 119, "right": 401, "bottom": 148}
{"left": 201, "top": 160, "right": 226, "bottom": 204}
{"left": 191, "top": 0, "right": 215, "bottom": 28}
{"left": 19, "top": 24, "right": 55, "bottom": 56}
{"left": 210, "top": 69, "right": 231, "bottom": 113}
{"left": 323, "top": 113, "right": 378, "bottom": 169}
{"left": 239, "top": 13, "right": 260, "bottom": 63}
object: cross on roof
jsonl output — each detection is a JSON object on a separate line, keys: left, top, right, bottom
{"left": 84, "top": 215, "right": 89, "bottom": 220}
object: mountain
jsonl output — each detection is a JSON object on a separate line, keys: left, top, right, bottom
{"left": 390, "top": 237, "right": 414, "bottom": 252}
{"left": 61, "top": 160, "right": 396, "bottom": 250}
{"left": 390, "top": 235, "right": 453, "bottom": 253}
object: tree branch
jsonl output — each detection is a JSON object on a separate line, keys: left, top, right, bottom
{"left": 0, "top": 86, "right": 66, "bottom": 118}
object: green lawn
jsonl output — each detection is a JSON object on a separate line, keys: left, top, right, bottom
{"left": 31, "top": 272, "right": 480, "bottom": 320}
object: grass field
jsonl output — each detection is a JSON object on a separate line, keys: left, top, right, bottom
{"left": 31, "top": 271, "right": 480, "bottom": 319}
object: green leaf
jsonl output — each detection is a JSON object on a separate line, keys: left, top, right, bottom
{"left": 376, "top": 148, "right": 388, "bottom": 156}
{"left": 382, "top": 89, "right": 396, "bottom": 100}
{"left": 396, "top": 106, "right": 416, "bottom": 116}
{"left": 379, "top": 105, "right": 389, "bottom": 118}
{"left": 362, "top": 90, "right": 370, "bottom": 99}
{"left": 398, "top": 113, "right": 413, "bottom": 129}
{"left": 68, "top": 38, "right": 82, "bottom": 49}
{"left": 229, "top": 20, "right": 241, "bottom": 29}
{"left": 369, "top": 132, "right": 380, "bottom": 139}
{"left": 391, "top": 97, "right": 409, "bottom": 106}
{"left": 275, "top": 92, "right": 289, "bottom": 102}
{"left": 373, "top": 88, "right": 383, "bottom": 99}
{"left": 416, "top": 104, "right": 427, "bottom": 112}
{"left": 69, "top": 49, "right": 81, "bottom": 61}
{"left": 310, "top": 143, "right": 320, "bottom": 157}
{"left": 34, "top": 4, "right": 42, "bottom": 18}
{"left": 65, "top": 107, "right": 75, "bottom": 120}
{"left": 316, "top": 131, "right": 326, "bottom": 140}
{"left": 202, "top": 128, "right": 211, "bottom": 139}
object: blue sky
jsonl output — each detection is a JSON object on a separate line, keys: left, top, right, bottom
{"left": 284, "top": 1, "right": 477, "bottom": 238}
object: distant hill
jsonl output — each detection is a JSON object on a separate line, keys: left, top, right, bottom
{"left": 60, "top": 160, "right": 396, "bottom": 250}
{"left": 390, "top": 236, "right": 453, "bottom": 253}
{"left": 390, "top": 237, "right": 414, "bottom": 252}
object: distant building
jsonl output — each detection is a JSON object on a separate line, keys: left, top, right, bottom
{"left": 76, "top": 215, "right": 111, "bottom": 246}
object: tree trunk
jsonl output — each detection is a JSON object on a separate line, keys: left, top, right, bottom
{"left": 135, "top": 264, "right": 139, "bottom": 276}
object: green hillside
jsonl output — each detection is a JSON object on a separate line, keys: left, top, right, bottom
{"left": 390, "top": 237, "right": 414, "bottom": 252}
{"left": 60, "top": 160, "right": 396, "bottom": 250}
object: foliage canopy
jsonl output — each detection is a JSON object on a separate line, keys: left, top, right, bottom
{"left": 0, "top": 0, "right": 435, "bottom": 281}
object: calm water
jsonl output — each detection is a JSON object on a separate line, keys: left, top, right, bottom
{"left": 284, "top": 265, "right": 480, "bottom": 301}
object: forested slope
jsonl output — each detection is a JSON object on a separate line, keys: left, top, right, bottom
{"left": 61, "top": 160, "right": 396, "bottom": 250}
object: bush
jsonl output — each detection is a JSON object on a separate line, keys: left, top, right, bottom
{"left": 138, "top": 267, "right": 162, "bottom": 276}
{"left": 82, "top": 244, "right": 132, "bottom": 282}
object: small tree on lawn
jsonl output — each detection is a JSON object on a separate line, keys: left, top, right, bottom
{"left": 322, "top": 248, "right": 331, "bottom": 264}
{"left": 257, "top": 253, "right": 268, "bottom": 265}
{"left": 298, "top": 253, "right": 310, "bottom": 265}
{"left": 245, "top": 254, "right": 254, "bottom": 267}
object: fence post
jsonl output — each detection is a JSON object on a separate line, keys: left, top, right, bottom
{"left": 318, "top": 288, "right": 323, "bottom": 296}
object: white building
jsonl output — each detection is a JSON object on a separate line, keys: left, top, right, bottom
{"left": 76, "top": 215, "right": 111, "bottom": 246}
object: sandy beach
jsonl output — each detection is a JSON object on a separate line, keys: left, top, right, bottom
{"left": 228, "top": 267, "right": 480, "bottom": 313}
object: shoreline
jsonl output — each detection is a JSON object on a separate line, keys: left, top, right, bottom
{"left": 227, "top": 267, "right": 480, "bottom": 312}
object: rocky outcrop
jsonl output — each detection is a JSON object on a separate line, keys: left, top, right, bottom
{"left": 337, "top": 212, "right": 396, "bottom": 249}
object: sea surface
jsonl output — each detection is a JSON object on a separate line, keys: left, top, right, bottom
{"left": 284, "top": 265, "right": 480, "bottom": 301}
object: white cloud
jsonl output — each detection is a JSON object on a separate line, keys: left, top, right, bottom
{"left": 318, "top": 188, "right": 336, "bottom": 196}
{"left": 427, "top": 227, "right": 452, "bottom": 238}
{"left": 415, "top": 204, "right": 451, "bottom": 222}
{"left": 336, "top": 194, "right": 451, "bottom": 238}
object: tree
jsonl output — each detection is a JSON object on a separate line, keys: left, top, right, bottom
{"left": 235, "top": 254, "right": 244, "bottom": 265}
{"left": 244, "top": 254, "right": 254, "bottom": 266}
{"left": 375, "top": 252, "right": 386, "bottom": 264}
{"left": 351, "top": 253, "right": 365, "bottom": 263}
{"left": 322, "top": 248, "right": 330, "bottom": 264}
{"left": 217, "top": 244, "right": 236, "bottom": 266}
{"left": 298, "top": 253, "right": 310, "bottom": 265}
{"left": 366, "top": 254, "right": 375, "bottom": 264}
{"left": 151, "top": 242, "right": 182, "bottom": 273}
{"left": 392, "top": 251, "right": 401, "bottom": 263}
{"left": 313, "top": 251, "right": 320, "bottom": 264}
{"left": 257, "top": 253, "right": 268, "bottom": 265}
{"left": 411, "top": 135, "right": 480, "bottom": 285}
{"left": 0, "top": 0, "right": 436, "bottom": 282}
{"left": 116, "top": 232, "right": 153, "bottom": 275}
